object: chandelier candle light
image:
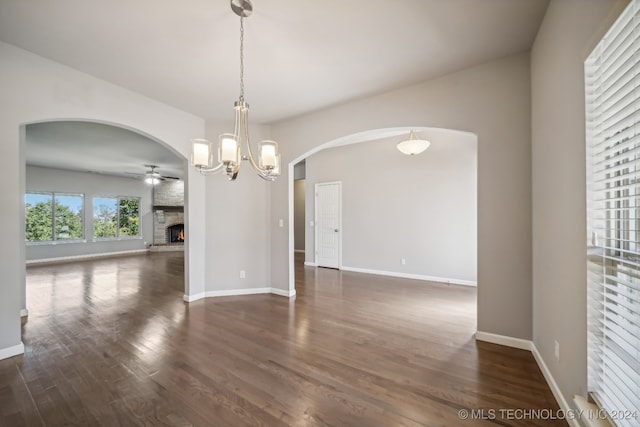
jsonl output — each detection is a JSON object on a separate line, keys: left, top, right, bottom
{"left": 190, "top": 0, "right": 280, "bottom": 181}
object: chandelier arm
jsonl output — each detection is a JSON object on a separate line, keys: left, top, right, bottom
{"left": 241, "top": 108, "right": 274, "bottom": 179}
{"left": 247, "top": 153, "right": 278, "bottom": 180}
{"left": 246, "top": 149, "right": 273, "bottom": 178}
{"left": 242, "top": 108, "right": 261, "bottom": 172}
{"left": 257, "top": 171, "right": 277, "bottom": 181}
{"left": 197, "top": 162, "right": 224, "bottom": 175}
{"left": 234, "top": 103, "right": 242, "bottom": 159}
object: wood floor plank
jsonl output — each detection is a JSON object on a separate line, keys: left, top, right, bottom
{"left": 0, "top": 252, "right": 567, "bottom": 426}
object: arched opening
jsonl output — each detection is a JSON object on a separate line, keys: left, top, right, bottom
{"left": 19, "top": 119, "right": 189, "bottom": 314}
{"left": 287, "top": 126, "right": 478, "bottom": 296}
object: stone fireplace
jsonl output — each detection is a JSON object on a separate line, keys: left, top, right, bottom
{"left": 152, "top": 181, "right": 184, "bottom": 250}
{"left": 153, "top": 210, "right": 184, "bottom": 245}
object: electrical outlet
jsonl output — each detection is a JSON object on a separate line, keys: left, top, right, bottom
{"left": 554, "top": 340, "right": 560, "bottom": 361}
{"left": 240, "top": 270, "right": 246, "bottom": 279}
{"left": 279, "top": 219, "right": 284, "bottom": 227}
{"left": 401, "top": 258, "right": 406, "bottom": 265}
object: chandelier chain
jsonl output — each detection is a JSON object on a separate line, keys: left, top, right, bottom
{"left": 239, "top": 16, "right": 245, "bottom": 101}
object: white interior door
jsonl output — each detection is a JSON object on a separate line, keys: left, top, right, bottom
{"left": 315, "top": 182, "right": 341, "bottom": 268}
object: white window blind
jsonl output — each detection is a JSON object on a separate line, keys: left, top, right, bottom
{"left": 586, "top": 1, "right": 640, "bottom": 426}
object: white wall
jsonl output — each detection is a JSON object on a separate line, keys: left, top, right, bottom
{"left": 25, "top": 166, "right": 153, "bottom": 261}
{"left": 271, "top": 52, "right": 532, "bottom": 339}
{"left": 0, "top": 41, "right": 206, "bottom": 359}
{"left": 201, "top": 121, "right": 271, "bottom": 295}
{"left": 304, "top": 129, "right": 477, "bottom": 284}
{"left": 531, "top": 0, "right": 628, "bottom": 407}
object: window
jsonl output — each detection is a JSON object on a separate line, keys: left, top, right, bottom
{"left": 93, "top": 197, "right": 117, "bottom": 238}
{"left": 586, "top": 1, "right": 640, "bottom": 425}
{"left": 55, "top": 194, "right": 84, "bottom": 240}
{"left": 118, "top": 197, "right": 140, "bottom": 236}
{"left": 93, "top": 197, "right": 140, "bottom": 239}
{"left": 25, "top": 192, "right": 84, "bottom": 242}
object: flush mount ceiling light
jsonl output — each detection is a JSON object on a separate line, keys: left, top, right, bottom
{"left": 396, "top": 130, "right": 431, "bottom": 155}
{"left": 145, "top": 165, "right": 161, "bottom": 185}
{"left": 190, "top": 0, "right": 280, "bottom": 181}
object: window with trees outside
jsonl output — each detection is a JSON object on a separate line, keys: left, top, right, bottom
{"left": 93, "top": 197, "right": 140, "bottom": 239}
{"left": 585, "top": 1, "right": 640, "bottom": 425}
{"left": 25, "top": 192, "right": 84, "bottom": 242}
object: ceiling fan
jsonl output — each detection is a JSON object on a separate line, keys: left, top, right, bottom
{"left": 126, "top": 165, "right": 181, "bottom": 185}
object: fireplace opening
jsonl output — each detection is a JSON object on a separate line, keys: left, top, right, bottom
{"left": 166, "top": 223, "right": 185, "bottom": 243}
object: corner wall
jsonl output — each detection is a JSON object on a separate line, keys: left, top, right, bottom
{"left": 272, "top": 52, "right": 533, "bottom": 340}
{"left": 201, "top": 121, "right": 271, "bottom": 295}
{"left": 531, "top": 0, "right": 628, "bottom": 405}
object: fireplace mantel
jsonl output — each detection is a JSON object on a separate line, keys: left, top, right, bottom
{"left": 153, "top": 205, "right": 183, "bottom": 210}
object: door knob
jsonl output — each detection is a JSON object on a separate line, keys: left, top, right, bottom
{"left": 334, "top": 229, "right": 339, "bottom": 232}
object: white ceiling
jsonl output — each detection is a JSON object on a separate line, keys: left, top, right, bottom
{"left": 0, "top": 0, "right": 549, "bottom": 123}
{"left": 26, "top": 121, "right": 185, "bottom": 180}
{"left": 2, "top": 0, "right": 549, "bottom": 177}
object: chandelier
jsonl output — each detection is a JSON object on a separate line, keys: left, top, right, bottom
{"left": 190, "top": 0, "right": 280, "bottom": 181}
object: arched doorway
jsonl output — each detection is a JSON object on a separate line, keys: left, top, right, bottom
{"left": 287, "top": 126, "right": 478, "bottom": 295}
{"left": 20, "top": 119, "right": 190, "bottom": 314}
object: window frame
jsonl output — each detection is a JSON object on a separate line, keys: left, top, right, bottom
{"left": 92, "top": 195, "right": 142, "bottom": 241}
{"left": 25, "top": 191, "right": 85, "bottom": 245}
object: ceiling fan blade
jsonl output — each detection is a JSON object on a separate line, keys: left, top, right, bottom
{"left": 124, "top": 171, "right": 144, "bottom": 177}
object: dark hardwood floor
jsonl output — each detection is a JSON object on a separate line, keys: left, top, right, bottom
{"left": 0, "top": 253, "right": 564, "bottom": 426}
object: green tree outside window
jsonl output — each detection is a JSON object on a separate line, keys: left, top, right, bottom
{"left": 25, "top": 193, "right": 84, "bottom": 242}
{"left": 93, "top": 197, "right": 141, "bottom": 238}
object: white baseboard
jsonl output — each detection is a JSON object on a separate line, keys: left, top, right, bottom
{"left": 0, "top": 342, "right": 25, "bottom": 360}
{"left": 270, "top": 288, "right": 297, "bottom": 298}
{"left": 184, "top": 287, "right": 296, "bottom": 302}
{"left": 475, "top": 331, "right": 532, "bottom": 350}
{"left": 26, "top": 249, "right": 149, "bottom": 265}
{"left": 340, "top": 265, "right": 477, "bottom": 287}
{"left": 475, "top": 331, "right": 577, "bottom": 427}
{"left": 304, "top": 261, "right": 317, "bottom": 267}
{"left": 20, "top": 309, "right": 28, "bottom": 317}
{"left": 531, "top": 343, "right": 580, "bottom": 427}
{"left": 203, "top": 287, "right": 272, "bottom": 298}
{"left": 294, "top": 249, "right": 305, "bottom": 254}
{"left": 183, "top": 292, "right": 206, "bottom": 302}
